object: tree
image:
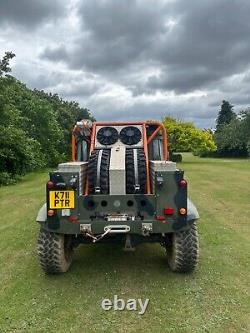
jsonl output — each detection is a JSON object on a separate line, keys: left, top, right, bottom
{"left": 33, "top": 89, "right": 94, "bottom": 158}
{"left": 215, "top": 109, "right": 250, "bottom": 157}
{"left": 0, "top": 69, "right": 94, "bottom": 185}
{"left": 215, "top": 119, "right": 247, "bottom": 156}
{"left": 239, "top": 109, "right": 250, "bottom": 156}
{"left": 162, "top": 117, "right": 216, "bottom": 156}
{"left": 216, "top": 100, "right": 235, "bottom": 131}
{"left": 0, "top": 51, "right": 15, "bottom": 76}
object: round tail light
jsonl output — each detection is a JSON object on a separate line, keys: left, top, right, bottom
{"left": 47, "top": 181, "right": 54, "bottom": 189}
{"left": 179, "top": 179, "right": 187, "bottom": 188}
{"left": 179, "top": 208, "right": 187, "bottom": 215}
{"left": 47, "top": 209, "right": 54, "bottom": 216}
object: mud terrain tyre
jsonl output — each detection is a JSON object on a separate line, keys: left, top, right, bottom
{"left": 88, "top": 149, "right": 110, "bottom": 194}
{"left": 166, "top": 222, "right": 199, "bottom": 273}
{"left": 126, "top": 148, "right": 146, "bottom": 194}
{"left": 37, "top": 229, "right": 73, "bottom": 274}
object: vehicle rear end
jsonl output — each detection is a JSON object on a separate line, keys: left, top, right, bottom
{"left": 37, "top": 120, "right": 199, "bottom": 274}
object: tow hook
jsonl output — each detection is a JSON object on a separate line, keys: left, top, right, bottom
{"left": 80, "top": 224, "right": 130, "bottom": 243}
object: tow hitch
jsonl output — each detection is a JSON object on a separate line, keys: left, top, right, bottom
{"left": 80, "top": 224, "right": 130, "bottom": 243}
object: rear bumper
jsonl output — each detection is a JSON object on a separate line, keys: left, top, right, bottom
{"left": 36, "top": 198, "right": 199, "bottom": 235}
{"left": 38, "top": 218, "right": 196, "bottom": 235}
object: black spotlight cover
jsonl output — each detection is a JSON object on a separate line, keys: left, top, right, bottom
{"left": 97, "top": 126, "right": 119, "bottom": 145}
{"left": 120, "top": 126, "right": 142, "bottom": 145}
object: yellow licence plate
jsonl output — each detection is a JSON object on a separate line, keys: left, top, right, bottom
{"left": 49, "top": 191, "right": 75, "bottom": 209}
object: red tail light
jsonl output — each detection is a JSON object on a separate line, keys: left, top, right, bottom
{"left": 179, "top": 179, "right": 187, "bottom": 188}
{"left": 164, "top": 207, "right": 174, "bottom": 215}
{"left": 69, "top": 216, "right": 78, "bottom": 223}
{"left": 156, "top": 215, "right": 166, "bottom": 221}
{"left": 47, "top": 181, "right": 54, "bottom": 189}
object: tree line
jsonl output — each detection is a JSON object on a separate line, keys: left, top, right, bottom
{"left": 163, "top": 101, "right": 250, "bottom": 159}
{"left": 0, "top": 52, "right": 249, "bottom": 185}
{"left": 0, "top": 52, "right": 94, "bottom": 185}
{"left": 215, "top": 100, "right": 250, "bottom": 157}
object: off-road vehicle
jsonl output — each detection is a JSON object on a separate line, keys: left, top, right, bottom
{"left": 36, "top": 120, "right": 199, "bottom": 273}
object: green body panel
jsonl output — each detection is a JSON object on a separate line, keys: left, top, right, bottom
{"left": 39, "top": 169, "right": 191, "bottom": 236}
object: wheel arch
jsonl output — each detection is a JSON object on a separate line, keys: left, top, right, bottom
{"left": 187, "top": 198, "right": 199, "bottom": 222}
{"left": 36, "top": 203, "right": 47, "bottom": 223}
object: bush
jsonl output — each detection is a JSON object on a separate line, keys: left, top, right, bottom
{"left": 0, "top": 172, "right": 19, "bottom": 186}
{"left": 195, "top": 151, "right": 218, "bottom": 158}
{"left": 247, "top": 140, "right": 250, "bottom": 157}
{"left": 170, "top": 153, "right": 182, "bottom": 162}
{"left": 163, "top": 117, "right": 217, "bottom": 156}
{"left": 0, "top": 126, "right": 45, "bottom": 177}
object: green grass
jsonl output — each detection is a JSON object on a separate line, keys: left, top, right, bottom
{"left": 0, "top": 154, "right": 249, "bottom": 333}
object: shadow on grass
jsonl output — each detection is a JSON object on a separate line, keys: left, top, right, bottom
{"left": 73, "top": 243, "right": 167, "bottom": 270}
{"left": 42, "top": 243, "right": 194, "bottom": 289}
{"left": 41, "top": 244, "right": 182, "bottom": 284}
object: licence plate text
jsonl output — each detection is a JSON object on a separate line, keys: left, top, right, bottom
{"left": 49, "top": 191, "right": 75, "bottom": 209}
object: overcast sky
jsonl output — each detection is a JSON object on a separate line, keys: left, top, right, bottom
{"left": 1, "top": 0, "right": 250, "bottom": 128}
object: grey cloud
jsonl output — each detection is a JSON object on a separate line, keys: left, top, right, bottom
{"left": 147, "top": 67, "right": 220, "bottom": 93}
{"left": 54, "top": 81, "right": 102, "bottom": 98}
{"left": 0, "top": 0, "right": 65, "bottom": 28}
{"left": 13, "top": 62, "right": 102, "bottom": 97}
{"left": 3, "top": 0, "right": 250, "bottom": 127}
{"left": 40, "top": 0, "right": 250, "bottom": 96}
{"left": 147, "top": 0, "right": 250, "bottom": 92}
{"left": 88, "top": 98, "right": 217, "bottom": 129}
{"left": 40, "top": 45, "right": 69, "bottom": 63}
{"left": 42, "top": 0, "right": 168, "bottom": 71}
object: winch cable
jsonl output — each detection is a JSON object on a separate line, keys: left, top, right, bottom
{"left": 83, "top": 228, "right": 111, "bottom": 243}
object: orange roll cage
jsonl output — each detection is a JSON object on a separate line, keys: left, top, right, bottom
{"left": 72, "top": 121, "right": 168, "bottom": 195}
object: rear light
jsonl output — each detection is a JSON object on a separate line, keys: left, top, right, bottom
{"left": 47, "top": 209, "right": 54, "bottom": 216}
{"left": 179, "top": 179, "right": 187, "bottom": 188}
{"left": 47, "top": 181, "right": 54, "bottom": 189}
{"left": 68, "top": 216, "right": 78, "bottom": 223}
{"left": 156, "top": 215, "right": 166, "bottom": 221}
{"left": 164, "top": 207, "right": 174, "bottom": 215}
{"left": 179, "top": 208, "right": 187, "bottom": 215}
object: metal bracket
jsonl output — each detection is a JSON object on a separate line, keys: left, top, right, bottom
{"left": 142, "top": 223, "right": 153, "bottom": 236}
{"left": 123, "top": 234, "right": 135, "bottom": 252}
{"left": 134, "top": 184, "right": 140, "bottom": 192}
{"left": 156, "top": 174, "right": 164, "bottom": 187}
{"left": 80, "top": 224, "right": 92, "bottom": 233}
{"left": 94, "top": 187, "right": 101, "bottom": 194}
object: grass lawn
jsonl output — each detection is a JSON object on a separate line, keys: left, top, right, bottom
{"left": 0, "top": 154, "right": 249, "bottom": 333}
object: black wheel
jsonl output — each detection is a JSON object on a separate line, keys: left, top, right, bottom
{"left": 88, "top": 149, "right": 110, "bottom": 194}
{"left": 126, "top": 148, "right": 146, "bottom": 194}
{"left": 37, "top": 229, "right": 73, "bottom": 274}
{"left": 165, "top": 222, "right": 199, "bottom": 273}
